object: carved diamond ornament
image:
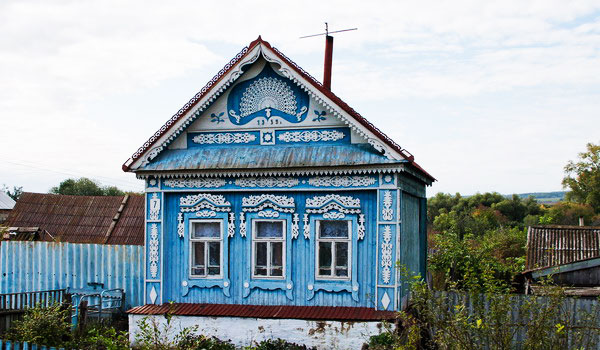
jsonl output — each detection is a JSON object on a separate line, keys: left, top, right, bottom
{"left": 149, "top": 286, "right": 158, "bottom": 304}
{"left": 381, "top": 291, "right": 391, "bottom": 310}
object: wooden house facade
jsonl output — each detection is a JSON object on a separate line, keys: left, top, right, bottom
{"left": 124, "top": 37, "right": 433, "bottom": 347}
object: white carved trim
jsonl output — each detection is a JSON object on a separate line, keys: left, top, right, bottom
{"left": 303, "top": 214, "right": 310, "bottom": 239}
{"left": 234, "top": 177, "right": 299, "bottom": 188}
{"left": 292, "top": 213, "right": 299, "bottom": 239}
{"left": 239, "top": 212, "right": 247, "bottom": 237}
{"left": 381, "top": 225, "right": 393, "bottom": 284}
{"left": 149, "top": 224, "right": 159, "bottom": 278}
{"left": 258, "top": 209, "right": 280, "bottom": 218}
{"left": 323, "top": 211, "right": 346, "bottom": 219}
{"left": 196, "top": 210, "right": 217, "bottom": 217}
{"left": 308, "top": 176, "right": 376, "bottom": 187}
{"left": 192, "top": 132, "right": 256, "bottom": 144}
{"left": 177, "top": 213, "right": 184, "bottom": 238}
{"left": 242, "top": 194, "right": 295, "bottom": 213}
{"left": 277, "top": 130, "right": 345, "bottom": 143}
{"left": 228, "top": 213, "right": 236, "bottom": 238}
{"left": 382, "top": 191, "right": 393, "bottom": 221}
{"left": 180, "top": 193, "right": 231, "bottom": 207}
{"left": 306, "top": 194, "right": 360, "bottom": 209}
{"left": 164, "top": 178, "right": 226, "bottom": 188}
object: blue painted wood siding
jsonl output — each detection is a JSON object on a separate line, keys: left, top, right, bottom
{"left": 0, "top": 241, "right": 144, "bottom": 308}
{"left": 161, "top": 190, "right": 377, "bottom": 308}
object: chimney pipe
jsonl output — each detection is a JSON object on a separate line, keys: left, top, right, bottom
{"left": 323, "top": 35, "right": 333, "bottom": 90}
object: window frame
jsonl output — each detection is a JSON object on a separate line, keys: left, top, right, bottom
{"left": 251, "top": 219, "right": 287, "bottom": 280}
{"left": 188, "top": 219, "right": 224, "bottom": 279}
{"left": 315, "top": 220, "right": 352, "bottom": 281}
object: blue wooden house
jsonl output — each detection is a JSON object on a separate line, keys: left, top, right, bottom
{"left": 124, "top": 37, "right": 434, "bottom": 347}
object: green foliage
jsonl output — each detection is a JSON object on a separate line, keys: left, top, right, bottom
{"left": 177, "top": 334, "right": 236, "bottom": 350}
{"left": 1, "top": 184, "right": 23, "bottom": 201}
{"left": 368, "top": 278, "right": 600, "bottom": 350}
{"left": 68, "top": 322, "right": 129, "bottom": 350}
{"left": 538, "top": 201, "right": 596, "bottom": 225}
{"left": 563, "top": 142, "right": 600, "bottom": 212}
{"left": 50, "top": 177, "right": 125, "bottom": 196}
{"left": 7, "top": 302, "right": 71, "bottom": 346}
{"left": 253, "top": 339, "right": 316, "bottom": 350}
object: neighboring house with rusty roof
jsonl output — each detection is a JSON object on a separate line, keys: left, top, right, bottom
{"left": 0, "top": 191, "right": 16, "bottom": 224}
{"left": 523, "top": 225, "right": 600, "bottom": 296}
{"left": 124, "top": 37, "right": 433, "bottom": 348}
{"left": 3, "top": 192, "right": 144, "bottom": 245}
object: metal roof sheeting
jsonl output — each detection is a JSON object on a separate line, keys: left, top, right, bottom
{"left": 127, "top": 303, "right": 396, "bottom": 321}
{"left": 138, "top": 144, "right": 404, "bottom": 172}
{"left": 4, "top": 192, "right": 144, "bottom": 245}
{"left": 526, "top": 225, "right": 600, "bottom": 271}
{"left": 0, "top": 191, "right": 16, "bottom": 210}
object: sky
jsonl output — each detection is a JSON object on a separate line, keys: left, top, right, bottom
{"left": 1, "top": 0, "right": 599, "bottom": 196}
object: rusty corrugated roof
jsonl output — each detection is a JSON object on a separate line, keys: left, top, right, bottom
{"left": 4, "top": 192, "right": 144, "bottom": 246}
{"left": 525, "top": 225, "right": 600, "bottom": 271}
{"left": 127, "top": 303, "right": 396, "bottom": 321}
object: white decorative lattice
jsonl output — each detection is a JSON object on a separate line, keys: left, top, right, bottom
{"left": 192, "top": 132, "right": 256, "bottom": 144}
{"left": 149, "top": 224, "right": 159, "bottom": 278}
{"left": 306, "top": 194, "right": 360, "bottom": 209}
{"left": 323, "top": 211, "right": 346, "bottom": 219}
{"left": 148, "top": 193, "right": 160, "bottom": 221}
{"left": 180, "top": 194, "right": 230, "bottom": 207}
{"left": 242, "top": 194, "right": 295, "bottom": 213}
{"left": 277, "top": 130, "right": 344, "bottom": 143}
{"left": 239, "top": 212, "right": 246, "bottom": 237}
{"left": 164, "top": 178, "right": 226, "bottom": 188}
{"left": 228, "top": 213, "right": 235, "bottom": 238}
{"left": 258, "top": 209, "right": 280, "bottom": 218}
{"left": 303, "top": 214, "right": 310, "bottom": 239}
{"left": 239, "top": 76, "right": 297, "bottom": 117}
{"left": 358, "top": 214, "right": 366, "bottom": 240}
{"left": 308, "top": 176, "right": 376, "bottom": 187}
{"left": 382, "top": 191, "right": 393, "bottom": 221}
{"left": 234, "top": 177, "right": 299, "bottom": 188}
{"left": 381, "top": 225, "right": 393, "bottom": 283}
{"left": 177, "top": 213, "right": 184, "bottom": 238}
{"left": 292, "top": 213, "right": 299, "bottom": 239}
{"left": 196, "top": 210, "right": 217, "bottom": 217}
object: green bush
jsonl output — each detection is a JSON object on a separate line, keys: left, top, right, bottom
{"left": 253, "top": 338, "right": 316, "bottom": 350}
{"left": 68, "top": 322, "right": 129, "bottom": 350}
{"left": 7, "top": 302, "right": 71, "bottom": 346}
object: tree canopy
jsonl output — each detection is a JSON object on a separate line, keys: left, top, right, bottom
{"left": 563, "top": 142, "right": 600, "bottom": 212}
{"left": 1, "top": 184, "right": 23, "bottom": 201}
{"left": 50, "top": 178, "right": 126, "bottom": 196}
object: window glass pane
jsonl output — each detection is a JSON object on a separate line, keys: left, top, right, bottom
{"left": 319, "top": 221, "right": 349, "bottom": 238}
{"left": 335, "top": 242, "right": 349, "bottom": 277}
{"left": 192, "top": 242, "right": 205, "bottom": 276}
{"left": 208, "top": 242, "right": 220, "bottom": 275}
{"left": 318, "top": 242, "right": 332, "bottom": 276}
{"left": 271, "top": 242, "right": 283, "bottom": 276}
{"left": 255, "top": 242, "right": 267, "bottom": 276}
{"left": 193, "top": 222, "right": 221, "bottom": 238}
{"left": 256, "top": 221, "right": 283, "bottom": 238}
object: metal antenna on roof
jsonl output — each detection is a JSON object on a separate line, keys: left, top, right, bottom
{"left": 300, "top": 23, "right": 357, "bottom": 91}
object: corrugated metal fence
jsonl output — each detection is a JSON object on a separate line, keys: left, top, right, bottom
{"left": 0, "top": 241, "right": 144, "bottom": 308}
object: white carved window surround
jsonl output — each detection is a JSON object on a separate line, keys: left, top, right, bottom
{"left": 189, "top": 220, "right": 223, "bottom": 279}
{"left": 252, "top": 220, "right": 286, "bottom": 279}
{"left": 316, "top": 220, "right": 351, "bottom": 280}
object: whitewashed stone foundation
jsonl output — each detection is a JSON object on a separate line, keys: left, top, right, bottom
{"left": 129, "top": 314, "right": 385, "bottom": 349}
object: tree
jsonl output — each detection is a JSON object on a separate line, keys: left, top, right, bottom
{"left": 50, "top": 178, "right": 125, "bottom": 196}
{"left": 562, "top": 142, "right": 600, "bottom": 212}
{"left": 1, "top": 184, "right": 23, "bottom": 201}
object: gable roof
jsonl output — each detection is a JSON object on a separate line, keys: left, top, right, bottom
{"left": 0, "top": 191, "right": 16, "bottom": 210}
{"left": 4, "top": 192, "right": 144, "bottom": 245}
{"left": 123, "top": 36, "right": 434, "bottom": 183}
{"left": 525, "top": 225, "right": 600, "bottom": 271}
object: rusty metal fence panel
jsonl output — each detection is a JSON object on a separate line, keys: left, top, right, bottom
{"left": 0, "top": 241, "right": 144, "bottom": 309}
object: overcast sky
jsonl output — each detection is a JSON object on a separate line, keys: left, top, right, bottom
{"left": 1, "top": 0, "right": 599, "bottom": 196}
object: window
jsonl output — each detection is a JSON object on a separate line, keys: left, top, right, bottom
{"left": 252, "top": 220, "right": 285, "bottom": 279}
{"left": 316, "top": 220, "right": 351, "bottom": 279}
{"left": 190, "top": 221, "right": 222, "bottom": 278}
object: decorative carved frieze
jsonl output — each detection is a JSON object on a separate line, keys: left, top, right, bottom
{"left": 308, "top": 176, "right": 376, "bottom": 187}
{"left": 277, "top": 130, "right": 344, "bottom": 143}
{"left": 149, "top": 224, "right": 159, "bottom": 278}
{"left": 164, "top": 178, "right": 226, "bottom": 188}
{"left": 192, "top": 132, "right": 256, "bottom": 144}
{"left": 242, "top": 194, "right": 295, "bottom": 213}
{"left": 292, "top": 213, "right": 299, "bottom": 239}
{"left": 305, "top": 194, "right": 365, "bottom": 240}
{"left": 382, "top": 191, "right": 393, "bottom": 221}
{"left": 180, "top": 194, "right": 230, "bottom": 207}
{"left": 234, "top": 177, "right": 299, "bottom": 188}
{"left": 381, "top": 225, "right": 393, "bottom": 284}
{"left": 306, "top": 194, "right": 360, "bottom": 209}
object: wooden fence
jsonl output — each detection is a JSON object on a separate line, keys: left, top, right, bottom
{"left": 0, "top": 289, "right": 67, "bottom": 335}
{"left": 0, "top": 339, "right": 68, "bottom": 349}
